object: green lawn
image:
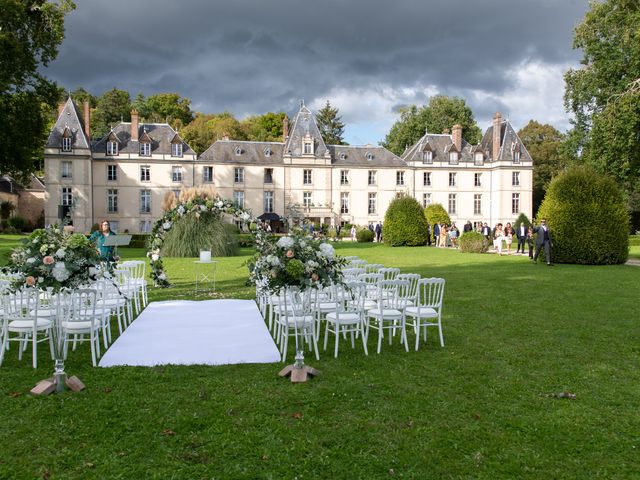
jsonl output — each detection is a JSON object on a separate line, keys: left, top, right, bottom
{"left": 0, "top": 238, "right": 639, "bottom": 479}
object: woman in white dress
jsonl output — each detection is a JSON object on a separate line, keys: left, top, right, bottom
{"left": 493, "top": 223, "right": 505, "bottom": 256}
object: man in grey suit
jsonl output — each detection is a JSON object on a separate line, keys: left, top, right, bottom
{"left": 532, "top": 218, "right": 553, "bottom": 265}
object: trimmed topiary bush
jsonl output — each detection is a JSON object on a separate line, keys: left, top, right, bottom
{"left": 384, "top": 196, "right": 429, "bottom": 246}
{"left": 459, "top": 231, "right": 490, "bottom": 253}
{"left": 7, "top": 215, "right": 27, "bottom": 232}
{"left": 356, "top": 228, "right": 374, "bottom": 243}
{"left": 536, "top": 166, "right": 629, "bottom": 264}
{"left": 424, "top": 203, "right": 451, "bottom": 242}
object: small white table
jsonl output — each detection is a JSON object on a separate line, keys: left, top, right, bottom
{"left": 194, "top": 260, "right": 218, "bottom": 294}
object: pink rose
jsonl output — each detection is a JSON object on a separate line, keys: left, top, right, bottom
{"left": 286, "top": 250, "right": 294, "bottom": 258}
{"left": 26, "top": 276, "right": 36, "bottom": 286}
{"left": 43, "top": 256, "right": 54, "bottom": 265}
{"left": 311, "top": 273, "right": 319, "bottom": 282}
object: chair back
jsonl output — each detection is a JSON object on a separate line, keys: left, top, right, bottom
{"left": 378, "top": 279, "right": 411, "bottom": 309}
{"left": 364, "top": 263, "right": 384, "bottom": 274}
{"left": 69, "top": 289, "right": 97, "bottom": 324}
{"left": 344, "top": 281, "right": 367, "bottom": 314}
{"left": 120, "top": 260, "right": 146, "bottom": 281}
{"left": 378, "top": 267, "right": 400, "bottom": 281}
{"left": 5, "top": 288, "right": 39, "bottom": 321}
{"left": 417, "top": 277, "right": 445, "bottom": 309}
{"left": 397, "top": 273, "right": 421, "bottom": 300}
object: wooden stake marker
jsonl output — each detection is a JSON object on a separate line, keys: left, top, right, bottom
{"left": 279, "top": 365, "right": 321, "bottom": 383}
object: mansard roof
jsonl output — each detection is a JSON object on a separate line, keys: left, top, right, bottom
{"left": 328, "top": 145, "right": 406, "bottom": 167}
{"left": 481, "top": 120, "right": 532, "bottom": 162}
{"left": 200, "top": 140, "right": 284, "bottom": 164}
{"left": 283, "top": 103, "right": 328, "bottom": 157}
{"left": 46, "top": 97, "right": 90, "bottom": 150}
{"left": 92, "top": 123, "right": 195, "bottom": 156}
{"left": 402, "top": 133, "right": 473, "bottom": 163}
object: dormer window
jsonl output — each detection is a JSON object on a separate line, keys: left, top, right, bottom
{"left": 339, "top": 152, "right": 347, "bottom": 161}
{"left": 474, "top": 152, "right": 484, "bottom": 166}
{"left": 422, "top": 151, "right": 433, "bottom": 164}
{"left": 303, "top": 142, "right": 312, "bottom": 154}
{"left": 264, "top": 147, "right": 272, "bottom": 157}
{"left": 61, "top": 136, "right": 72, "bottom": 152}
{"left": 235, "top": 146, "right": 242, "bottom": 156}
{"left": 449, "top": 151, "right": 459, "bottom": 164}
{"left": 171, "top": 142, "right": 183, "bottom": 157}
{"left": 140, "top": 142, "right": 151, "bottom": 156}
{"left": 365, "top": 152, "right": 374, "bottom": 161}
{"left": 513, "top": 150, "right": 521, "bottom": 164}
{"left": 107, "top": 141, "right": 119, "bottom": 156}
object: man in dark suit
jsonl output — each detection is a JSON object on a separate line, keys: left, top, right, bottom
{"left": 375, "top": 222, "right": 382, "bottom": 243}
{"left": 433, "top": 222, "right": 440, "bottom": 246}
{"left": 533, "top": 218, "right": 553, "bottom": 265}
{"left": 481, "top": 222, "right": 491, "bottom": 241}
{"left": 516, "top": 222, "right": 527, "bottom": 254}
{"left": 463, "top": 221, "right": 473, "bottom": 233}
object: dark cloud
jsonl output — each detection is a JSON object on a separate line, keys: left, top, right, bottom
{"left": 45, "top": 0, "right": 588, "bottom": 141}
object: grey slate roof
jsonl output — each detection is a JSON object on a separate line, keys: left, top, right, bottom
{"left": 199, "top": 140, "right": 284, "bottom": 164}
{"left": 283, "top": 104, "right": 328, "bottom": 157}
{"left": 480, "top": 120, "right": 532, "bottom": 162}
{"left": 92, "top": 123, "right": 195, "bottom": 156}
{"left": 328, "top": 145, "right": 406, "bottom": 167}
{"left": 402, "top": 133, "right": 473, "bottom": 163}
{"left": 46, "top": 97, "right": 90, "bottom": 150}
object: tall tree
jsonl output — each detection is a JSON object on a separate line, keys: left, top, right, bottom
{"left": 518, "top": 120, "right": 567, "bottom": 216}
{"left": 315, "top": 101, "right": 346, "bottom": 145}
{"left": 0, "top": 0, "right": 75, "bottom": 180}
{"left": 241, "top": 112, "right": 287, "bottom": 142}
{"left": 136, "top": 92, "right": 194, "bottom": 130}
{"left": 180, "top": 112, "right": 247, "bottom": 155}
{"left": 91, "top": 88, "right": 132, "bottom": 138}
{"left": 382, "top": 95, "right": 482, "bottom": 155}
{"left": 564, "top": 0, "right": 640, "bottom": 220}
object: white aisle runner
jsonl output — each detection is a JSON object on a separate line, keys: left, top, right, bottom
{"left": 99, "top": 299, "right": 280, "bottom": 367}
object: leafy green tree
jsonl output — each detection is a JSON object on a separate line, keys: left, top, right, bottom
{"left": 92, "top": 88, "right": 132, "bottom": 138}
{"left": 181, "top": 113, "right": 216, "bottom": 155}
{"left": 136, "top": 92, "right": 194, "bottom": 129}
{"left": 241, "top": 112, "right": 287, "bottom": 142}
{"left": 69, "top": 87, "right": 97, "bottom": 108}
{"left": 206, "top": 112, "right": 247, "bottom": 142}
{"left": 315, "top": 101, "right": 346, "bottom": 145}
{"left": 382, "top": 96, "right": 482, "bottom": 156}
{"left": 518, "top": 120, "right": 567, "bottom": 216}
{"left": 423, "top": 203, "right": 451, "bottom": 230}
{"left": 564, "top": 0, "right": 640, "bottom": 225}
{"left": 0, "top": 0, "right": 75, "bottom": 179}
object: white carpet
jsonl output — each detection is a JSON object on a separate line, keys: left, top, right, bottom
{"left": 99, "top": 299, "right": 280, "bottom": 367}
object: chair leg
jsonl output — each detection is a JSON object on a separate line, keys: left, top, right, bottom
{"left": 334, "top": 323, "right": 340, "bottom": 358}
{"left": 32, "top": 331, "right": 37, "bottom": 369}
{"left": 438, "top": 319, "right": 445, "bottom": 347}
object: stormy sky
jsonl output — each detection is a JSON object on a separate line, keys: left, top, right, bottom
{"left": 45, "top": 0, "right": 589, "bottom": 145}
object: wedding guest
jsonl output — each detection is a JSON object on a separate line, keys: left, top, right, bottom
{"left": 493, "top": 223, "right": 504, "bottom": 256}
{"left": 375, "top": 222, "right": 382, "bottom": 243}
{"left": 533, "top": 218, "right": 553, "bottom": 265}
{"left": 450, "top": 223, "right": 459, "bottom": 248}
{"left": 439, "top": 223, "right": 448, "bottom": 248}
{"left": 434, "top": 222, "right": 441, "bottom": 247}
{"left": 504, "top": 222, "right": 515, "bottom": 255}
{"left": 336, "top": 224, "right": 341, "bottom": 241}
{"left": 89, "top": 220, "right": 117, "bottom": 263}
{"left": 463, "top": 221, "right": 473, "bottom": 233}
{"left": 526, "top": 226, "right": 535, "bottom": 259}
{"left": 481, "top": 222, "right": 491, "bottom": 241}
{"left": 516, "top": 222, "right": 527, "bottom": 254}
{"left": 350, "top": 225, "right": 357, "bottom": 242}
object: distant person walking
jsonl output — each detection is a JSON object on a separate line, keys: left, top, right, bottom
{"left": 516, "top": 222, "right": 527, "bottom": 254}
{"left": 493, "top": 223, "right": 504, "bottom": 256}
{"left": 350, "top": 225, "right": 357, "bottom": 242}
{"left": 533, "top": 218, "right": 553, "bottom": 265}
{"left": 375, "top": 222, "right": 382, "bottom": 243}
{"left": 526, "top": 226, "right": 535, "bottom": 259}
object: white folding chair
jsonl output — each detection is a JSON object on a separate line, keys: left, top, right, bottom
{"left": 119, "top": 260, "right": 148, "bottom": 314}
{"left": 61, "top": 289, "right": 102, "bottom": 367}
{"left": 404, "top": 277, "right": 446, "bottom": 350}
{"left": 324, "top": 281, "right": 368, "bottom": 357}
{"left": 365, "top": 279, "right": 410, "bottom": 354}
{"left": 276, "top": 287, "right": 319, "bottom": 363}
{"left": 378, "top": 267, "right": 400, "bottom": 281}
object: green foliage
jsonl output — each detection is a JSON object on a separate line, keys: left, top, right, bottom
{"left": 133, "top": 92, "right": 194, "bottom": 130}
{"left": 0, "top": 201, "right": 15, "bottom": 220}
{"left": 356, "top": 228, "right": 374, "bottom": 243}
{"left": 241, "top": 112, "right": 287, "bottom": 142}
{"left": 237, "top": 233, "right": 254, "bottom": 247}
{"left": 6, "top": 215, "right": 26, "bottom": 231}
{"left": 382, "top": 96, "right": 482, "bottom": 155}
{"left": 180, "top": 113, "right": 216, "bottom": 155}
{"left": 161, "top": 213, "right": 239, "bottom": 258}
{"left": 0, "top": 0, "right": 74, "bottom": 178}
{"left": 128, "top": 234, "right": 149, "bottom": 248}
{"left": 458, "top": 231, "right": 490, "bottom": 253}
{"left": 513, "top": 213, "right": 531, "bottom": 233}
{"left": 92, "top": 88, "right": 132, "bottom": 138}
{"left": 423, "top": 203, "right": 451, "bottom": 228}
{"left": 383, "top": 196, "right": 429, "bottom": 246}
{"left": 315, "top": 101, "right": 346, "bottom": 145}
{"left": 537, "top": 166, "right": 629, "bottom": 264}
{"left": 518, "top": 121, "right": 568, "bottom": 216}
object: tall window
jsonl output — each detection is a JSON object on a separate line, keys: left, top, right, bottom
{"left": 474, "top": 194, "right": 482, "bottom": 215}
{"left": 474, "top": 153, "right": 484, "bottom": 166}
{"left": 171, "top": 166, "right": 182, "bottom": 182}
{"left": 234, "top": 167, "right": 244, "bottom": 183}
{"left": 368, "top": 170, "right": 376, "bottom": 186}
{"left": 449, "top": 152, "right": 458, "bottom": 164}
{"left": 140, "top": 190, "right": 151, "bottom": 213}
{"left": 422, "top": 193, "right": 432, "bottom": 207}
{"left": 264, "top": 168, "right": 273, "bottom": 184}
{"left": 140, "top": 166, "right": 150, "bottom": 182}
{"left": 303, "top": 142, "right": 312, "bottom": 154}
{"left": 449, "top": 172, "right": 456, "bottom": 187}
{"left": 171, "top": 143, "right": 183, "bottom": 157}
{"left": 139, "top": 220, "right": 152, "bottom": 233}
{"left": 368, "top": 193, "right": 377, "bottom": 214}
{"left": 61, "top": 161, "right": 72, "bottom": 179}
{"left": 203, "top": 166, "right": 213, "bottom": 183}
{"left": 340, "top": 192, "right": 349, "bottom": 214}
{"left": 140, "top": 141, "right": 151, "bottom": 156}
{"left": 61, "top": 187, "right": 73, "bottom": 206}
{"left": 396, "top": 171, "right": 405, "bottom": 186}
{"left": 62, "top": 137, "right": 72, "bottom": 152}
{"left": 264, "top": 191, "right": 274, "bottom": 213}
{"left": 448, "top": 193, "right": 457, "bottom": 214}
{"left": 107, "top": 141, "right": 118, "bottom": 156}
{"left": 423, "top": 172, "right": 431, "bottom": 187}
{"left": 303, "top": 192, "right": 312, "bottom": 208}
{"left": 303, "top": 169, "right": 312, "bottom": 185}
{"left": 340, "top": 170, "right": 349, "bottom": 186}
{"left": 513, "top": 151, "right": 521, "bottom": 164}
{"left": 512, "top": 171, "right": 520, "bottom": 186}
{"left": 422, "top": 151, "right": 433, "bottom": 164}
{"left": 512, "top": 193, "right": 520, "bottom": 214}
{"left": 474, "top": 173, "right": 482, "bottom": 187}
{"left": 107, "top": 165, "right": 117, "bottom": 181}
{"left": 107, "top": 189, "right": 118, "bottom": 213}
{"left": 233, "top": 191, "right": 244, "bottom": 208}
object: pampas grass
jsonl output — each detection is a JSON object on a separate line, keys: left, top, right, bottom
{"left": 161, "top": 212, "right": 239, "bottom": 257}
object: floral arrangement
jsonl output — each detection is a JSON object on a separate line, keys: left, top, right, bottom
{"left": 148, "top": 195, "right": 252, "bottom": 287}
{"left": 248, "top": 227, "right": 346, "bottom": 293}
{"left": 2, "top": 226, "right": 104, "bottom": 292}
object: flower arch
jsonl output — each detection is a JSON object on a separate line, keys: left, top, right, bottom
{"left": 147, "top": 195, "right": 252, "bottom": 287}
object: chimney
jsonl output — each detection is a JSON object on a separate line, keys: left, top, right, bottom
{"left": 452, "top": 124, "right": 462, "bottom": 151}
{"left": 283, "top": 115, "right": 289, "bottom": 141}
{"left": 58, "top": 101, "right": 66, "bottom": 117}
{"left": 83, "top": 101, "right": 91, "bottom": 141}
{"left": 131, "top": 109, "right": 139, "bottom": 141}
{"left": 492, "top": 112, "right": 502, "bottom": 160}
